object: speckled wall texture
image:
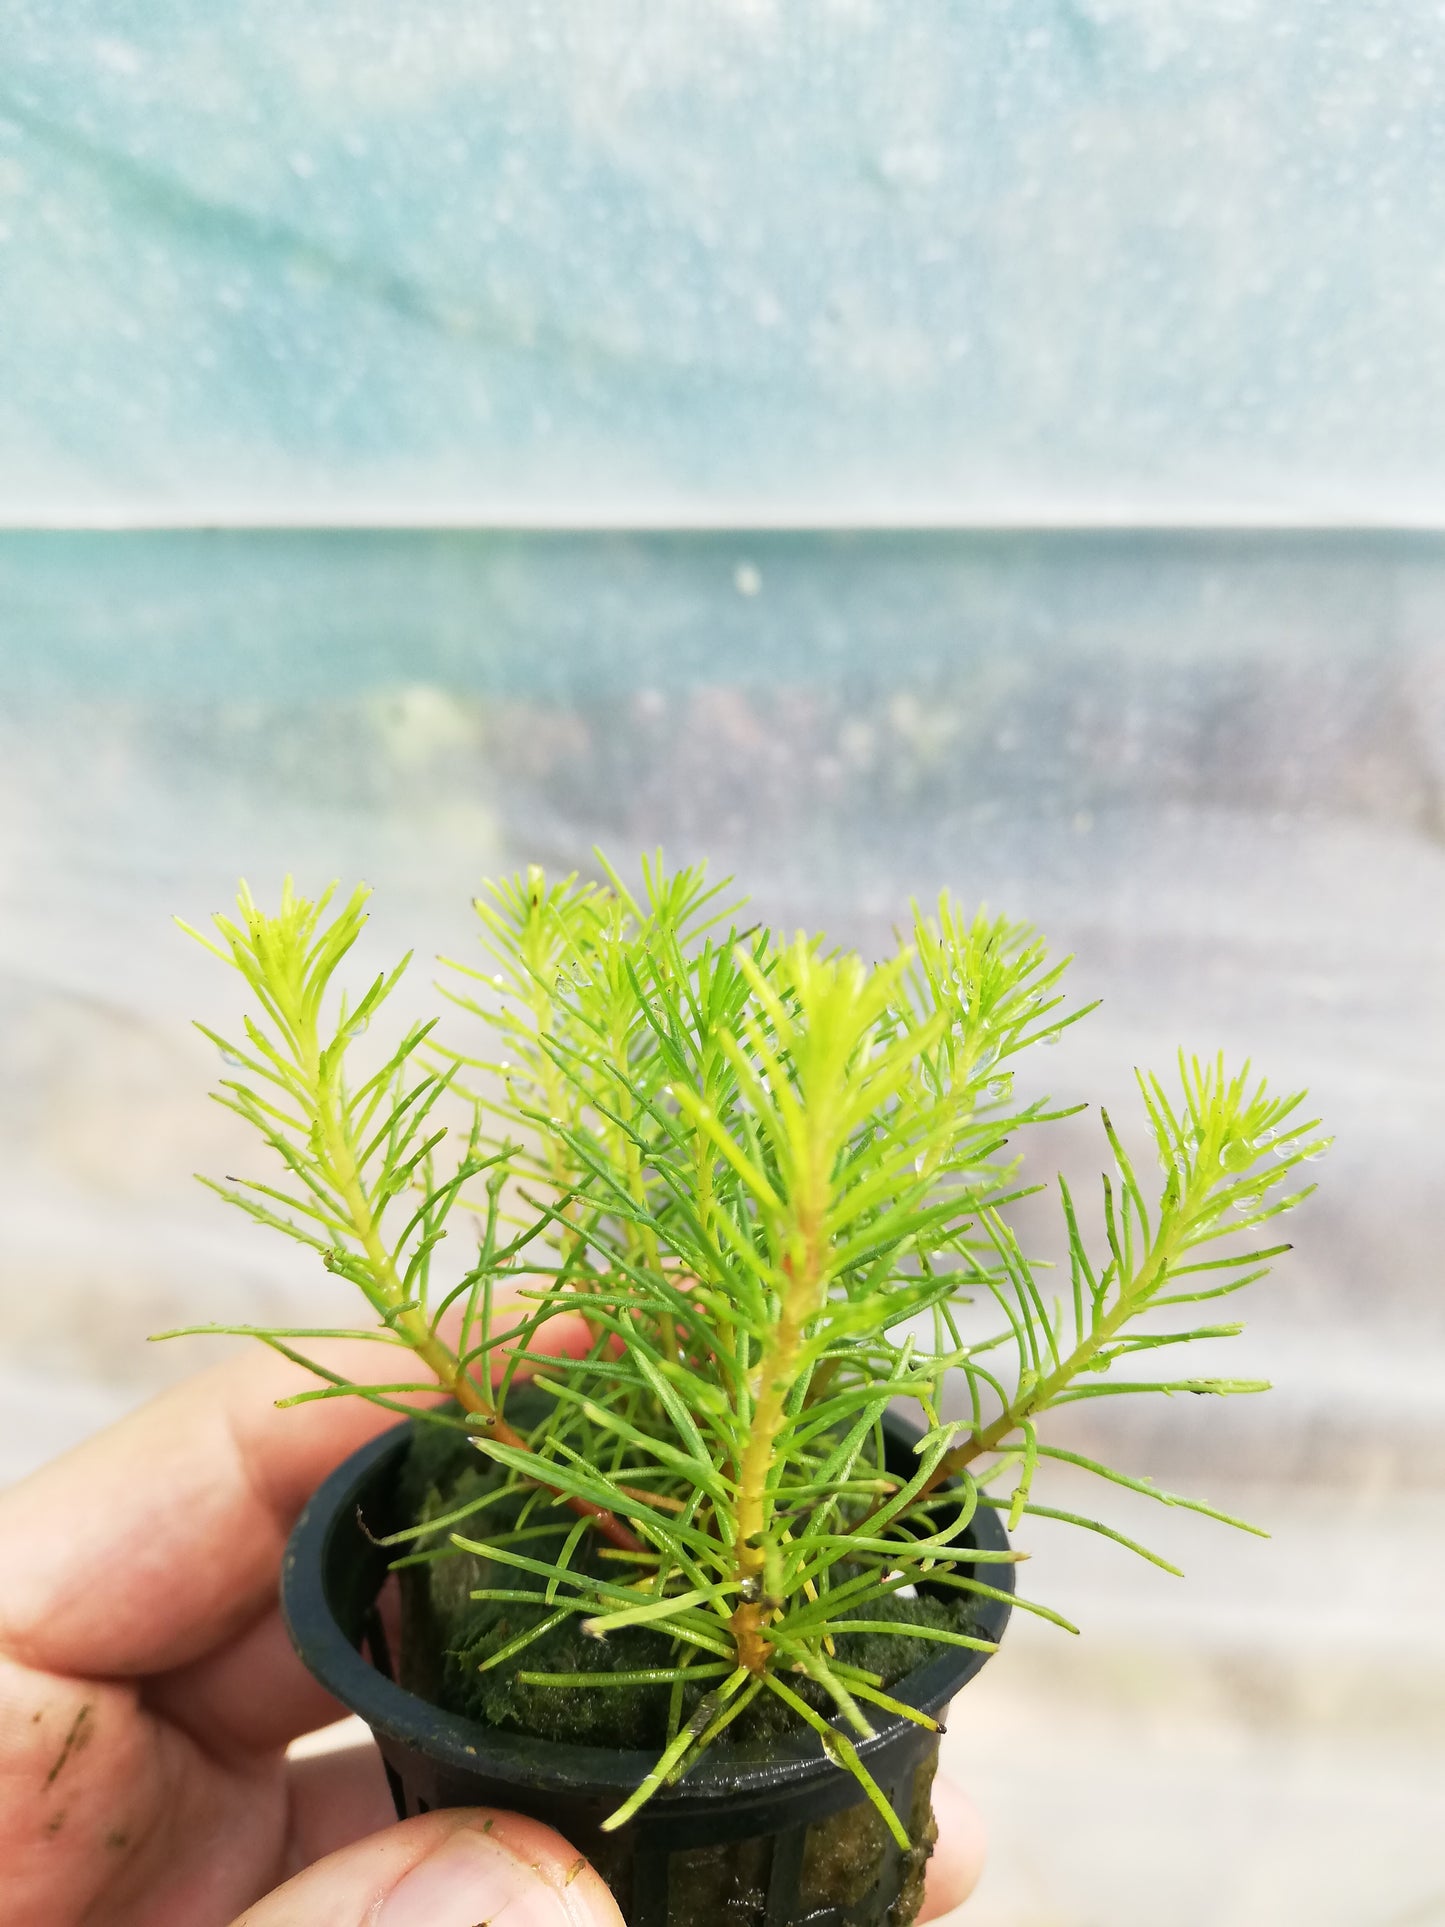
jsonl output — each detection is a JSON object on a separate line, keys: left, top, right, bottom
{"left": 2, "top": 1, "right": 1444, "bottom": 519}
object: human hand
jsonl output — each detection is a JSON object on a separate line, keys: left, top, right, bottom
{"left": 0, "top": 1343, "right": 985, "bottom": 1925}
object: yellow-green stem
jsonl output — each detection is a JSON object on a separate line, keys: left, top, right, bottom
{"left": 731, "top": 1223, "right": 825, "bottom": 1672}
{"left": 310, "top": 1040, "right": 641, "bottom": 1552}
{"left": 915, "top": 1171, "right": 1210, "bottom": 1507}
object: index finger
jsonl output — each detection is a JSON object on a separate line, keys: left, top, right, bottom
{"left": 0, "top": 1315, "right": 588, "bottom": 1681}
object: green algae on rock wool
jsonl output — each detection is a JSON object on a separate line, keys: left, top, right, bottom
{"left": 656, "top": 1749, "right": 940, "bottom": 1927}
{"left": 395, "top": 1415, "right": 986, "bottom": 1755}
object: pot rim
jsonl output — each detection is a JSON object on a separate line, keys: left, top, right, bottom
{"left": 281, "top": 1409, "right": 1012, "bottom": 1810}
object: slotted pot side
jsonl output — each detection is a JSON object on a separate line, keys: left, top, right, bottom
{"left": 282, "top": 1411, "right": 1012, "bottom": 1927}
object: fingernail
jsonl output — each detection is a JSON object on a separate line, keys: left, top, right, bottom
{"left": 379, "top": 1825, "right": 578, "bottom": 1927}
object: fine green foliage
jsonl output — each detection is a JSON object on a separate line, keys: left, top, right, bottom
{"left": 168, "top": 857, "right": 1327, "bottom": 1841}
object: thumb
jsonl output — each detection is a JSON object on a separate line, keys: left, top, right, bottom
{"left": 232, "top": 1808, "right": 626, "bottom": 1927}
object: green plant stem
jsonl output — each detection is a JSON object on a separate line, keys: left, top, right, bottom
{"left": 915, "top": 1172, "right": 1207, "bottom": 1508}
{"left": 610, "top": 1028, "right": 677, "bottom": 1361}
{"left": 309, "top": 1023, "right": 643, "bottom": 1553}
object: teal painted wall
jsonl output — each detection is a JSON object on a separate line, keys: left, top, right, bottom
{"left": 3, "top": 2, "right": 1444, "bottom": 517}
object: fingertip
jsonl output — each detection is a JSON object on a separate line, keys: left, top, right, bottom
{"left": 377, "top": 1811, "right": 624, "bottom": 1926}
{"left": 919, "top": 1771, "right": 987, "bottom": 1922}
{"left": 234, "top": 1808, "right": 624, "bottom": 1926}
{"left": 473, "top": 1809, "right": 625, "bottom": 1921}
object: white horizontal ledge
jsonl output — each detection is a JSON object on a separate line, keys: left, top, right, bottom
{"left": 7, "top": 501, "right": 1445, "bottom": 535}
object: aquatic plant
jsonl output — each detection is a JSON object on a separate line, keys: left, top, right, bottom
{"left": 167, "top": 856, "right": 1325, "bottom": 1840}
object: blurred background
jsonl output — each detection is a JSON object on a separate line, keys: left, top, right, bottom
{"left": 2, "top": 5, "right": 1443, "bottom": 1922}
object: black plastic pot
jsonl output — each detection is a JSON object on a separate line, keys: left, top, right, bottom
{"left": 282, "top": 1412, "right": 1011, "bottom": 1927}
